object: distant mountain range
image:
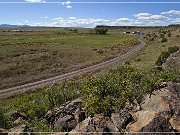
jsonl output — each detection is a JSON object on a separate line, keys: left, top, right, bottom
{"left": 0, "top": 24, "right": 31, "bottom": 28}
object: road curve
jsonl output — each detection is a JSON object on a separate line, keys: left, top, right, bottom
{"left": 0, "top": 37, "right": 145, "bottom": 98}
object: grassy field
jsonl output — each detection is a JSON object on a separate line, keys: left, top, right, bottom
{"left": 0, "top": 28, "right": 138, "bottom": 89}
{"left": 130, "top": 26, "right": 180, "bottom": 69}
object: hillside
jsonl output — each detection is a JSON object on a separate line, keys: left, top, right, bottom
{"left": 0, "top": 26, "right": 180, "bottom": 134}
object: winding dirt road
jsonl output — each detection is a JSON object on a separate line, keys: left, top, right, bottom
{"left": 0, "top": 37, "right": 145, "bottom": 98}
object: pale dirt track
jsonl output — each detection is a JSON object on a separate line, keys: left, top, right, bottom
{"left": 0, "top": 37, "right": 145, "bottom": 99}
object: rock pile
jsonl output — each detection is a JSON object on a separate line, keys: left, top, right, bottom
{"left": 45, "top": 98, "right": 85, "bottom": 131}
{"left": 50, "top": 82, "right": 180, "bottom": 135}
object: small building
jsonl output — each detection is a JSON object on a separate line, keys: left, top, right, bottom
{"left": 123, "top": 31, "right": 131, "bottom": 34}
{"left": 132, "top": 31, "right": 143, "bottom": 36}
{"left": 11, "top": 29, "right": 21, "bottom": 32}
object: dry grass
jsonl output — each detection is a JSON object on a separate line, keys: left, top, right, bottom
{"left": 0, "top": 28, "right": 138, "bottom": 89}
{"left": 130, "top": 27, "right": 180, "bottom": 70}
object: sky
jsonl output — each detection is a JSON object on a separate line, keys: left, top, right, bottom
{"left": 0, "top": 0, "right": 180, "bottom": 27}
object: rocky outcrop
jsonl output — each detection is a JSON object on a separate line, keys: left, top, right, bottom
{"left": 126, "top": 111, "right": 174, "bottom": 134}
{"left": 126, "top": 82, "right": 180, "bottom": 134}
{"left": 48, "top": 83, "right": 180, "bottom": 134}
{"left": 45, "top": 98, "right": 85, "bottom": 131}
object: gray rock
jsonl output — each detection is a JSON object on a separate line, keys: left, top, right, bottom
{"left": 126, "top": 111, "right": 174, "bottom": 135}
{"left": 55, "top": 115, "right": 77, "bottom": 131}
{"left": 74, "top": 108, "right": 86, "bottom": 123}
{"left": 70, "top": 114, "right": 120, "bottom": 135}
{"left": 111, "top": 109, "right": 133, "bottom": 130}
{"left": 45, "top": 98, "right": 84, "bottom": 128}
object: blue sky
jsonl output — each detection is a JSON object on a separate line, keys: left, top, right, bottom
{"left": 0, "top": 0, "right": 180, "bottom": 27}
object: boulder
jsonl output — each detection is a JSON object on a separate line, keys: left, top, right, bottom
{"left": 141, "top": 83, "right": 180, "bottom": 117}
{"left": 9, "top": 124, "right": 34, "bottom": 135}
{"left": 55, "top": 115, "right": 77, "bottom": 131}
{"left": 169, "top": 116, "right": 180, "bottom": 132}
{"left": 141, "top": 89, "right": 171, "bottom": 114}
{"left": 44, "top": 98, "right": 85, "bottom": 125}
{"left": 74, "top": 108, "right": 86, "bottom": 123}
{"left": 70, "top": 114, "right": 119, "bottom": 135}
{"left": 126, "top": 111, "right": 174, "bottom": 134}
{"left": 111, "top": 109, "right": 133, "bottom": 130}
{"left": 44, "top": 107, "right": 61, "bottom": 125}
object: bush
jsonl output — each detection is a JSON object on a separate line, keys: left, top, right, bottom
{"left": 167, "top": 32, "right": 171, "bottom": 37}
{"left": 81, "top": 65, "right": 180, "bottom": 116}
{"left": 155, "top": 46, "right": 179, "bottom": 66}
{"left": 0, "top": 109, "right": 7, "bottom": 128}
{"left": 95, "top": 28, "right": 108, "bottom": 35}
{"left": 0, "top": 103, "right": 12, "bottom": 129}
{"left": 160, "top": 33, "right": 164, "bottom": 38}
{"left": 168, "top": 46, "right": 179, "bottom": 54}
{"left": 82, "top": 66, "right": 144, "bottom": 116}
{"left": 156, "top": 51, "right": 170, "bottom": 66}
{"left": 161, "top": 37, "right": 168, "bottom": 43}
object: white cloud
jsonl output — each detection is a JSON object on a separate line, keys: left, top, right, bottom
{"left": 134, "top": 13, "right": 151, "bottom": 18}
{"left": 69, "top": 17, "right": 77, "bottom": 20}
{"left": 50, "top": 17, "right": 143, "bottom": 28}
{"left": 24, "top": 0, "right": 45, "bottom": 3}
{"left": 52, "top": 17, "right": 64, "bottom": 21}
{"left": 25, "top": 20, "right": 29, "bottom": 23}
{"left": 66, "top": 5, "right": 72, "bottom": 9}
{"left": 134, "top": 13, "right": 168, "bottom": 20}
{"left": 161, "top": 10, "right": 180, "bottom": 16}
{"left": 17, "top": 9, "right": 180, "bottom": 27}
{"left": 62, "top": 1, "right": 71, "bottom": 5}
{"left": 61, "top": 1, "right": 72, "bottom": 9}
{"left": 171, "top": 18, "right": 180, "bottom": 23}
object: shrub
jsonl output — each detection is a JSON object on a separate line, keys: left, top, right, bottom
{"left": 168, "top": 46, "right": 179, "bottom": 54}
{"left": 161, "top": 37, "right": 168, "bottom": 43}
{"left": 155, "top": 46, "right": 179, "bottom": 66}
{"left": 81, "top": 65, "right": 180, "bottom": 116}
{"left": 0, "top": 109, "right": 7, "bottom": 128}
{"left": 160, "top": 33, "right": 164, "bottom": 38}
{"left": 167, "top": 32, "right": 171, "bottom": 37}
{"left": 156, "top": 51, "right": 170, "bottom": 66}
{"left": 95, "top": 28, "right": 108, "bottom": 35}
{"left": 81, "top": 66, "right": 144, "bottom": 116}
